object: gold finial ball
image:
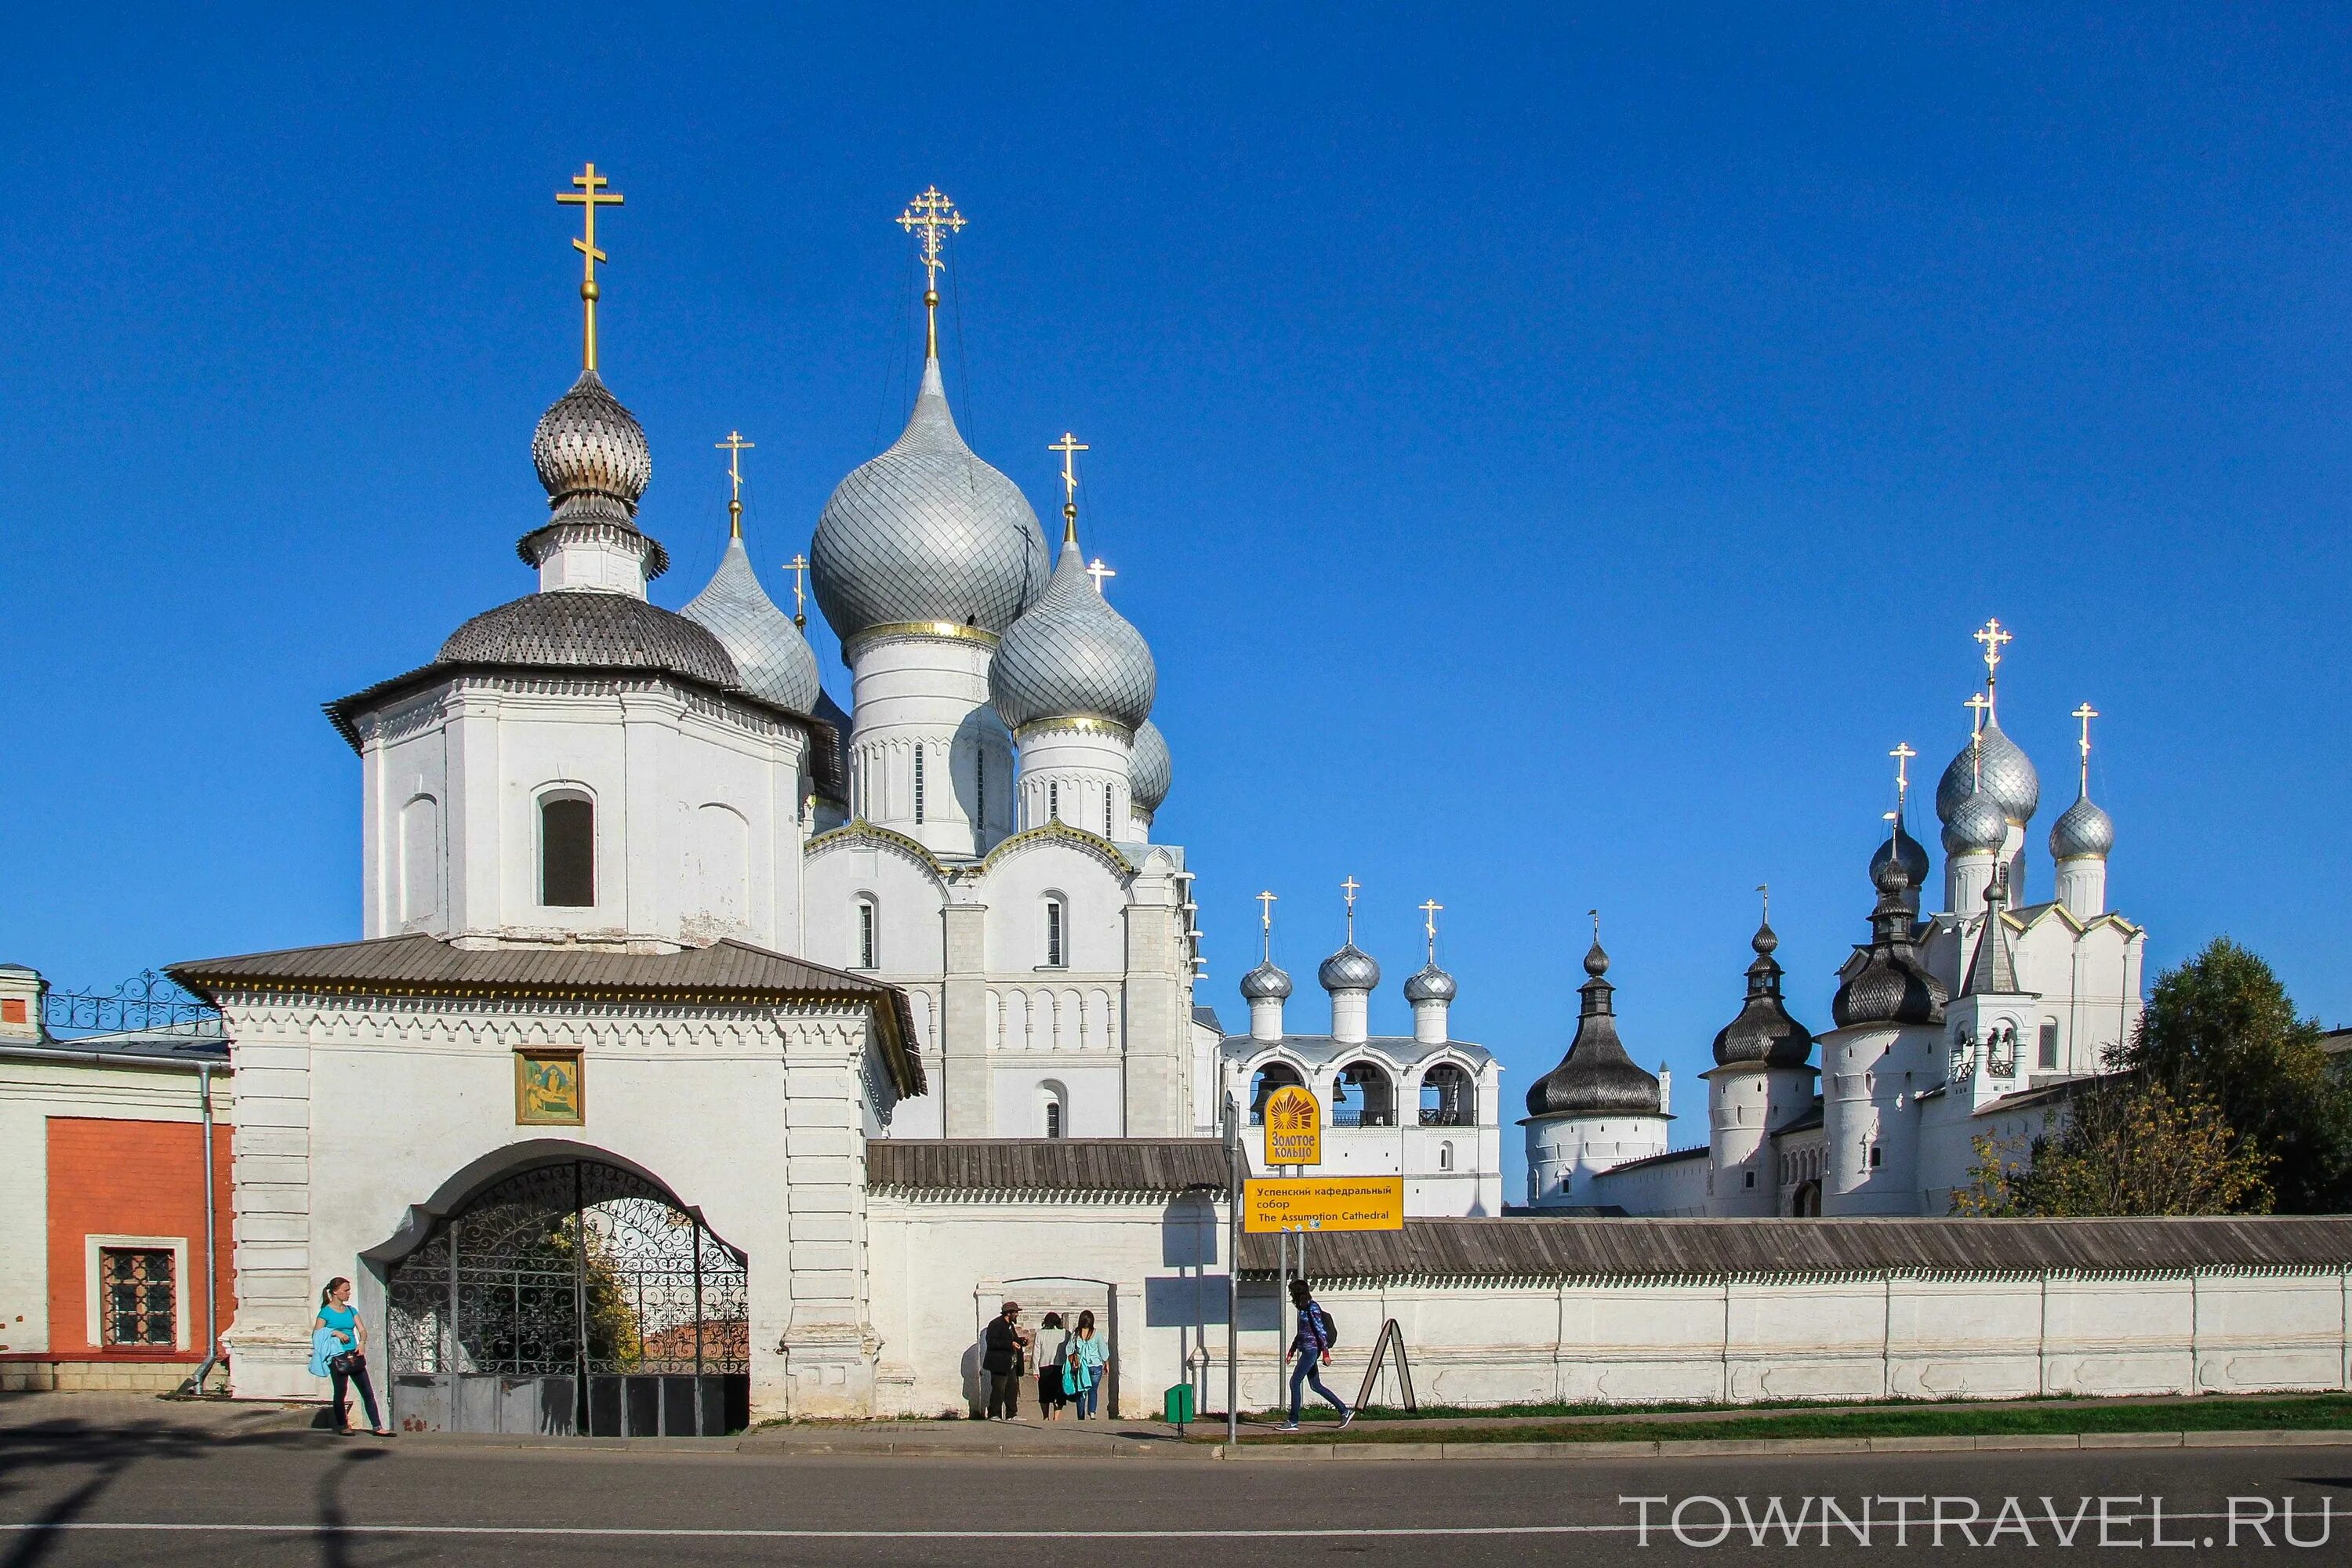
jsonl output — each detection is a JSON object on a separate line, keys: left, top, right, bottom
{"left": 1063, "top": 503, "right": 1077, "bottom": 520}
{"left": 582, "top": 279, "right": 601, "bottom": 302}
{"left": 924, "top": 290, "right": 940, "bottom": 307}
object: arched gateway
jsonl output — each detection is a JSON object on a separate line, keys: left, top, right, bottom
{"left": 383, "top": 1157, "right": 749, "bottom": 1436}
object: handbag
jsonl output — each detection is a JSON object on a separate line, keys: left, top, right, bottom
{"left": 328, "top": 1348, "right": 362, "bottom": 1376}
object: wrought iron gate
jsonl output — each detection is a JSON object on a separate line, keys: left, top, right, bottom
{"left": 386, "top": 1159, "right": 750, "bottom": 1436}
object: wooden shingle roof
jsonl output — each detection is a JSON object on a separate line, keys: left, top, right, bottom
{"left": 867, "top": 1138, "right": 1229, "bottom": 1196}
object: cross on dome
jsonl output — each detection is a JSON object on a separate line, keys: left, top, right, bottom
{"left": 2072, "top": 702, "right": 2100, "bottom": 793}
{"left": 715, "top": 430, "right": 754, "bottom": 537}
{"left": 1420, "top": 898, "right": 1443, "bottom": 963}
{"left": 781, "top": 553, "right": 809, "bottom": 628}
{"left": 896, "top": 187, "right": 966, "bottom": 359}
{"left": 556, "top": 162, "right": 624, "bottom": 371}
{"left": 1890, "top": 741, "right": 1917, "bottom": 811}
{"left": 1084, "top": 558, "right": 1116, "bottom": 593}
{"left": 1341, "top": 876, "right": 1361, "bottom": 942}
{"left": 1257, "top": 890, "right": 1278, "bottom": 960}
{"left": 1973, "top": 617, "right": 2013, "bottom": 714}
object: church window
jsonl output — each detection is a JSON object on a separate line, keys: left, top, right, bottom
{"left": 974, "top": 747, "right": 986, "bottom": 835}
{"left": 1438, "top": 1141, "right": 1454, "bottom": 1172}
{"left": 1103, "top": 789, "right": 1113, "bottom": 837}
{"left": 1040, "top": 1080, "right": 1068, "bottom": 1138}
{"left": 539, "top": 795, "right": 594, "bottom": 907}
{"left": 856, "top": 898, "right": 878, "bottom": 970}
{"left": 1744, "top": 1171, "right": 1755, "bottom": 1189}
{"left": 913, "top": 745, "right": 926, "bottom": 825}
{"left": 1048, "top": 780, "right": 1060, "bottom": 822}
{"left": 1046, "top": 1101, "right": 1062, "bottom": 1138}
{"left": 2038, "top": 1021, "right": 2060, "bottom": 1070}
{"left": 1868, "top": 1144, "right": 1883, "bottom": 1169}
{"left": 1044, "top": 897, "right": 1066, "bottom": 967}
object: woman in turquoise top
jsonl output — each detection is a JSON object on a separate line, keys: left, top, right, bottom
{"left": 312, "top": 1278, "right": 390, "bottom": 1435}
{"left": 1062, "top": 1309, "right": 1109, "bottom": 1420}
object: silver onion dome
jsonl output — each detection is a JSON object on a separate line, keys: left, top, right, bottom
{"left": 1403, "top": 963, "right": 1457, "bottom": 1004}
{"left": 811, "top": 358, "right": 1050, "bottom": 643}
{"left": 2049, "top": 792, "right": 2114, "bottom": 861}
{"left": 680, "top": 536, "right": 821, "bottom": 713}
{"left": 1240, "top": 960, "right": 1294, "bottom": 1001}
{"left": 1319, "top": 944, "right": 1381, "bottom": 993}
{"left": 533, "top": 371, "right": 652, "bottom": 520}
{"left": 989, "top": 544, "right": 1157, "bottom": 731}
{"left": 1940, "top": 787, "right": 2007, "bottom": 856}
{"left": 1130, "top": 720, "right": 1172, "bottom": 814}
{"left": 1936, "top": 720, "right": 2040, "bottom": 826}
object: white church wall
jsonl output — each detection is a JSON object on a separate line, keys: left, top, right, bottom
{"left": 805, "top": 837, "right": 949, "bottom": 976}
{"left": 991, "top": 1065, "right": 1125, "bottom": 1138}
{"left": 216, "top": 996, "right": 887, "bottom": 1424}
{"left": 978, "top": 840, "right": 1130, "bottom": 975}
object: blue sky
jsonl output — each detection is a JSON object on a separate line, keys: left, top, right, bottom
{"left": 4, "top": 5, "right": 2349, "bottom": 1185}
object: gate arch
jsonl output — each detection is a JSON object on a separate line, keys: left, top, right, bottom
{"left": 383, "top": 1155, "right": 749, "bottom": 1436}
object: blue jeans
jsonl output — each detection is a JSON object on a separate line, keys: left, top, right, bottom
{"left": 1073, "top": 1377, "right": 1101, "bottom": 1418}
{"left": 1289, "top": 1356, "right": 1348, "bottom": 1422}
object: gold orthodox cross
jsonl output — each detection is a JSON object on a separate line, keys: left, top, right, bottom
{"left": 716, "top": 430, "right": 754, "bottom": 538}
{"left": 1257, "top": 890, "right": 1277, "bottom": 959}
{"left": 1084, "top": 558, "right": 1116, "bottom": 594}
{"left": 1964, "top": 691, "right": 1991, "bottom": 735}
{"left": 2072, "top": 702, "right": 2099, "bottom": 791}
{"left": 1049, "top": 432, "right": 1087, "bottom": 543}
{"left": 557, "top": 163, "right": 624, "bottom": 372}
{"left": 1341, "top": 876, "right": 1360, "bottom": 942}
{"left": 1973, "top": 617, "right": 2012, "bottom": 706}
{"left": 897, "top": 187, "right": 966, "bottom": 358}
{"left": 1890, "top": 741, "right": 1916, "bottom": 811}
{"left": 782, "top": 554, "right": 809, "bottom": 627}
{"left": 1419, "top": 899, "right": 1443, "bottom": 962}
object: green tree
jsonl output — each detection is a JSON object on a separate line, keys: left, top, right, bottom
{"left": 2122, "top": 938, "right": 2352, "bottom": 1213}
{"left": 1954, "top": 1078, "right": 2272, "bottom": 1217}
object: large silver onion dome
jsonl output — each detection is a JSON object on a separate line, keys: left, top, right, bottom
{"left": 1318, "top": 944, "right": 1381, "bottom": 993}
{"left": 2050, "top": 793, "right": 2115, "bottom": 861}
{"left": 1130, "top": 720, "right": 1172, "bottom": 813}
{"left": 811, "top": 358, "right": 1049, "bottom": 642}
{"left": 1936, "top": 720, "right": 2039, "bottom": 825}
{"left": 1240, "top": 960, "right": 1294, "bottom": 1001}
{"left": 1940, "top": 787, "right": 2007, "bottom": 856}
{"left": 989, "top": 544, "right": 1156, "bottom": 731}
{"left": 440, "top": 592, "right": 738, "bottom": 688}
{"left": 680, "top": 536, "right": 821, "bottom": 713}
{"left": 533, "top": 371, "right": 652, "bottom": 518}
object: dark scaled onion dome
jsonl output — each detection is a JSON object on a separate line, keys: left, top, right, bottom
{"left": 532, "top": 371, "right": 652, "bottom": 520}
{"left": 1129, "top": 720, "right": 1173, "bottom": 815}
{"left": 440, "top": 591, "right": 739, "bottom": 688}
{"left": 681, "top": 536, "right": 822, "bottom": 713}
{"left": 811, "top": 358, "right": 1050, "bottom": 642}
{"left": 1710, "top": 920, "right": 1815, "bottom": 1069}
{"left": 1318, "top": 942, "right": 1381, "bottom": 993}
{"left": 1831, "top": 853, "right": 1947, "bottom": 1028}
{"left": 1940, "top": 786, "right": 2007, "bottom": 856}
{"left": 2049, "top": 791, "right": 2114, "bottom": 861}
{"left": 1403, "top": 963, "right": 1457, "bottom": 1004}
{"left": 1525, "top": 940, "right": 1663, "bottom": 1117}
{"left": 1240, "top": 960, "right": 1294, "bottom": 1001}
{"left": 989, "top": 543, "right": 1157, "bottom": 731}
{"left": 1870, "top": 815, "right": 1931, "bottom": 891}
{"left": 1936, "top": 720, "right": 2039, "bottom": 826}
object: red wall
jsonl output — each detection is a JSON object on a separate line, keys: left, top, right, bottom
{"left": 45, "top": 1116, "right": 234, "bottom": 1359}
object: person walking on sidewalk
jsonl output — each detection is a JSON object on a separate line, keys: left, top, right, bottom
{"left": 1279, "top": 1278, "right": 1352, "bottom": 1432}
{"left": 310, "top": 1277, "right": 390, "bottom": 1436}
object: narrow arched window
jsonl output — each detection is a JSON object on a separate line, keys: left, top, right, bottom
{"left": 1048, "top": 780, "right": 1060, "bottom": 823}
{"left": 1041, "top": 1080, "right": 1068, "bottom": 1138}
{"left": 1044, "top": 897, "right": 1065, "bottom": 967}
{"left": 1102, "top": 789, "right": 1113, "bottom": 837}
{"left": 2038, "top": 1021, "right": 2060, "bottom": 1070}
{"left": 913, "top": 743, "right": 926, "bottom": 825}
{"left": 856, "top": 898, "right": 878, "bottom": 970}
{"left": 1438, "top": 1141, "right": 1454, "bottom": 1172}
{"left": 540, "top": 795, "right": 594, "bottom": 907}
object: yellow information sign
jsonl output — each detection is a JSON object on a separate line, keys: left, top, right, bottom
{"left": 1262, "top": 1084, "right": 1322, "bottom": 1167}
{"left": 1243, "top": 1176, "right": 1405, "bottom": 1233}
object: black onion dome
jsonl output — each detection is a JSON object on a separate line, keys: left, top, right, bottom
{"left": 1525, "top": 941, "right": 1663, "bottom": 1117}
{"left": 440, "top": 593, "right": 739, "bottom": 689}
{"left": 1870, "top": 815, "right": 1931, "bottom": 891}
{"left": 1710, "top": 920, "right": 1816, "bottom": 1069}
{"left": 1831, "top": 855, "right": 1947, "bottom": 1028}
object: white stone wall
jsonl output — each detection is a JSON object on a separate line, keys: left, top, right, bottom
{"left": 214, "top": 993, "right": 891, "bottom": 1421}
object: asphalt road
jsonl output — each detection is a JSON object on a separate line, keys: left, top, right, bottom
{"left": 4, "top": 1419, "right": 2351, "bottom": 1565}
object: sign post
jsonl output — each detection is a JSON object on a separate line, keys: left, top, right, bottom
{"left": 1262, "top": 1084, "right": 1322, "bottom": 1167}
{"left": 1243, "top": 1176, "right": 1406, "bottom": 1234}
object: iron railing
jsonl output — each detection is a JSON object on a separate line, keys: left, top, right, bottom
{"left": 43, "top": 971, "right": 220, "bottom": 1039}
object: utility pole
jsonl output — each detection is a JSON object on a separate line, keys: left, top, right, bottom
{"left": 1223, "top": 1092, "right": 1241, "bottom": 1445}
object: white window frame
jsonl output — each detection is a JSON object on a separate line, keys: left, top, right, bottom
{"left": 856, "top": 897, "right": 879, "bottom": 971}
{"left": 85, "top": 1233, "right": 191, "bottom": 1352}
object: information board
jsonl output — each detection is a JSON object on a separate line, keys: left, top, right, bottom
{"left": 1243, "top": 1176, "right": 1405, "bottom": 1233}
{"left": 1262, "top": 1084, "right": 1322, "bottom": 1166}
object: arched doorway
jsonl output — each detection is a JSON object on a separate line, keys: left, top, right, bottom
{"left": 383, "top": 1157, "right": 749, "bottom": 1436}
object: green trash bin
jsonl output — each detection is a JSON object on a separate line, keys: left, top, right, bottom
{"left": 1163, "top": 1381, "right": 1196, "bottom": 1425}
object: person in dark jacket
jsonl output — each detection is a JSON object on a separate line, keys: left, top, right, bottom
{"left": 1279, "top": 1279, "right": 1353, "bottom": 1432}
{"left": 982, "top": 1301, "right": 1029, "bottom": 1419}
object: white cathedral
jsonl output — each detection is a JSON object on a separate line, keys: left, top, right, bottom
{"left": 1523, "top": 656, "right": 2145, "bottom": 1219}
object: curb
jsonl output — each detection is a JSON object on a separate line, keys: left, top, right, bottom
{"left": 1205, "top": 1429, "right": 2352, "bottom": 1461}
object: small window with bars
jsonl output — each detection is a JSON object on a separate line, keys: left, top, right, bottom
{"left": 100, "top": 1247, "right": 175, "bottom": 1347}
{"left": 1103, "top": 789, "right": 1113, "bottom": 837}
{"left": 1048, "top": 780, "right": 1060, "bottom": 822}
{"left": 2038, "top": 1021, "right": 2060, "bottom": 1070}
{"left": 913, "top": 744, "right": 926, "bottom": 824}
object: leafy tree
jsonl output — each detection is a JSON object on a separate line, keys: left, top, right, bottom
{"left": 2122, "top": 938, "right": 2352, "bottom": 1213}
{"left": 1953, "top": 1079, "right": 2271, "bottom": 1217}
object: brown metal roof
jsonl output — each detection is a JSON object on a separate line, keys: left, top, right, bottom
{"left": 1241, "top": 1215, "right": 2352, "bottom": 1281}
{"left": 867, "top": 1138, "right": 1229, "bottom": 1195}
{"left": 168, "top": 934, "right": 924, "bottom": 1097}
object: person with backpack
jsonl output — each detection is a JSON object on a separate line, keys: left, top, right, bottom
{"left": 1279, "top": 1278, "right": 1353, "bottom": 1432}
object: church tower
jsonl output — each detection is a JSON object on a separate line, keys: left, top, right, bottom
{"left": 1700, "top": 902, "right": 1817, "bottom": 1217}
{"left": 2050, "top": 704, "right": 2115, "bottom": 920}
{"left": 1522, "top": 926, "right": 1668, "bottom": 1207}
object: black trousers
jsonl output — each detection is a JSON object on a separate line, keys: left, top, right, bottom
{"left": 986, "top": 1369, "right": 1022, "bottom": 1418}
{"left": 331, "top": 1358, "right": 383, "bottom": 1430}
